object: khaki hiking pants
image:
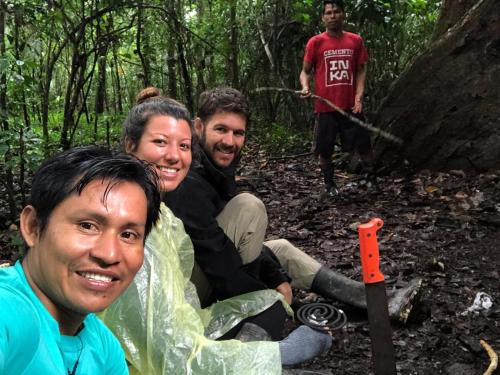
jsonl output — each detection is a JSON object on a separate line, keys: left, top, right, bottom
{"left": 193, "top": 193, "right": 321, "bottom": 305}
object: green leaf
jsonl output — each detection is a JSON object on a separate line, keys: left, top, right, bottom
{"left": 0, "top": 58, "right": 10, "bottom": 74}
{"left": 0, "top": 143, "right": 9, "bottom": 157}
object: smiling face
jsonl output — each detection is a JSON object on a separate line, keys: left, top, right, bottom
{"left": 323, "top": 3, "right": 344, "bottom": 33}
{"left": 21, "top": 179, "right": 147, "bottom": 334}
{"left": 128, "top": 115, "right": 192, "bottom": 193}
{"left": 196, "top": 112, "right": 247, "bottom": 168}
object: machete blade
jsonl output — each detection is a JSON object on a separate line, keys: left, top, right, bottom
{"left": 358, "top": 218, "right": 397, "bottom": 375}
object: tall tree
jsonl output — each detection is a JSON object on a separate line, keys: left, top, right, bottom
{"left": 136, "top": 6, "right": 150, "bottom": 87}
{"left": 374, "top": 0, "right": 500, "bottom": 171}
{"left": 93, "top": 16, "right": 110, "bottom": 141}
{"left": 0, "top": 0, "right": 16, "bottom": 221}
{"left": 12, "top": 7, "right": 29, "bottom": 206}
{"left": 227, "top": 0, "right": 239, "bottom": 88}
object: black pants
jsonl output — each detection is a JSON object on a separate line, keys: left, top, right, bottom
{"left": 313, "top": 111, "right": 372, "bottom": 159}
{"left": 217, "top": 301, "right": 287, "bottom": 341}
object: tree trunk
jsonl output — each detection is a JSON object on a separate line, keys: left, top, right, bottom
{"left": 177, "top": 38, "right": 194, "bottom": 113}
{"left": 164, "top": 0, "right": 178, "bottom": 99}
{"left": 163, "top": 0, "right": 193, "bottom": 112}
{"left": 227, "top": 0, "right": 239, "bottom": 88}
{"left": 61, "top": 46, "right": 85, "bottom": 150}
{"left": 0, "top": 3, "right": 7, "bottom": 128}
{"left": 0, "top": 1, "right": 17, "bottom": 221}
{"left": 40, "top": 48, "right": 53, "bottom": 154}
{"left": 374, "top": 0, "right": 500, "bottom": 171}
{"left": 40, "top": 27, "right": 65, "bottom": 154}
{"left": 94, "top": 55, "right": 106, "bottom": 140}
{"left": 165, "top": 43, "right": 177, "bottom": 98}
{"left": 112, "top": 45, "right": 123, "bottom": 112}
{"left": 432, "top": 0, "right": 478, "bottom": 40}
{"left": 94, "top": 17, "right": 109, "bottom": 141}
{"left": 14, "top": 8, "right": 27, "bottom": 206}
{"left": 194, "top": 2, "right": 207, "bottom": 95}
{"left": 136, "top": 6, "right": 150, "bottom": 87}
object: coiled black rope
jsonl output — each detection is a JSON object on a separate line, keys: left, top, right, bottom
{"left": 296, "top": 303, "right": 347, "bottom": 331}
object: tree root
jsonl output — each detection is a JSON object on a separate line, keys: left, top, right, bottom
{"left": 480, "top": 339, "right": 498, "bottom": 375}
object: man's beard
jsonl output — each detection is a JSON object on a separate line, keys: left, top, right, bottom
{"left": 200, "top": 129, "right": 240, "bottom": 161}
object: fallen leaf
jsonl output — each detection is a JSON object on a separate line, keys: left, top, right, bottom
{"left": 425, "top": 185, "right": 439, "bottom": 193}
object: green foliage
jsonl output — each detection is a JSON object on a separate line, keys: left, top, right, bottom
{"left": 23, "top": 130, "right": 46, "bottom": 172}
{"left": 252, "top": 121, "right": 312, "bottom": 155}
{"left": 0, "top": 0, "right": 444, "bottom": 216}
{"left": 71, "top": 113, "right": 126, "bottom": 147}
{"left": 0, "top": 123, "right": 44, "bottom": 173}
{"left": 8, "top": 232, "right": 25, "bottom": 258}
{"left": 342, "top": 0, "right": 443, "bottom": 112}
{"left": 293, "top": 0, "right": 314, "bottom": 24}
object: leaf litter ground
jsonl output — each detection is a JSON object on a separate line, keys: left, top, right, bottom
{"left": 0, "top": 145, "right": 498, "bottom": 374}
{"left": 238, "top": 144, "right": 499, "bottom": 375}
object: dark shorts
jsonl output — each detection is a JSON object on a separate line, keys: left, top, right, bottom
{"left": 217, "top": 301, "right": 287, "bottom": 341}
{"left": 313, "top": 111, "right": 372, "bottom": 158}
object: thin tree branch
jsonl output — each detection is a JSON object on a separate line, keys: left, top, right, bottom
{"left": 266, "top": 151, "right": 313, "bottom": 161}
{"left": 480, "top": 339, "right": 498, "bottom": 375}
{"left": 254, "top": 87, "right": 404, "bottom": 145}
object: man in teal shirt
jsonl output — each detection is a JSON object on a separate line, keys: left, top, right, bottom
{"left": 0, "top": 146, "right": 160, "bottom": 374}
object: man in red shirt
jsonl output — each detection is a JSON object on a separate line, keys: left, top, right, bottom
{"left": 300, "top": 0, "right": 372, "bottom": 196}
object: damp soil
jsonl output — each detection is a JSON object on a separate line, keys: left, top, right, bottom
{"left": 1, "top": 146, "right": 499, "bottom": 374}
{"left": 238, "top": 145, "right": 500, "bottom": 375}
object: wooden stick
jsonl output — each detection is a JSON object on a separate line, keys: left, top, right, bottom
{"left": 480, "top": 340, "right": 498, "bottom": 375}
{"left": 266, "top": 151, "right": 313, "bottom": 161}
{"left": 254, "top": 86, "right": 403, "bottom": 145}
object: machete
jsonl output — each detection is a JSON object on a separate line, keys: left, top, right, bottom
{"left": 358, "top": 218, "right": 397, "bottom": 375}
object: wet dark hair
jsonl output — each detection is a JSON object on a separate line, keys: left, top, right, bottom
{"left": 29, "top": 146, "right": 161, "bottom": 238}
{"left": 197, "top": 87, "right": 250, "bottom": 124}
{"left": 122, "top": 87, "right": 193, "bottom": 152}
{"left": 324, "top": 0, "right": 344, "bottom": 13}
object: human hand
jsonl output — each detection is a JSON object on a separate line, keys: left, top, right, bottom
{"left": 276, "top": 282, "right": 293, "bottom": 305}
{"left": 353, "top": 98, "right": 363, "bottom": 114}
{"left": 300, "top": 87, "right": 311, "bottom": 99}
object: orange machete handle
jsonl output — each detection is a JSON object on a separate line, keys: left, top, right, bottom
{"left": 358, "top": 218, "right": 385, "bottom": 284}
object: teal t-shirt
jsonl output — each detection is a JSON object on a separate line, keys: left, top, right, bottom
{"left": 0, "top": 261, "right": 128, "bottom": 374}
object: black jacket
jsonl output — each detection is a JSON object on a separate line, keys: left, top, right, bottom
{"left": 164, "top": 150, "right": 289, "bottom": 305}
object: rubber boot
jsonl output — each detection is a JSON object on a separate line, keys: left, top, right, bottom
{"left": 234, "top": 322, "right": 271, "bottom": 342}
{"left": 360, "top": 160, "right": 374, "bottom": 175}
{"left": 320, "top": 163, "right": 338, "bottom": 197}
{"left": 359, "top": 160, "right": 380, "bottom": 190}
{"left": 311, "top": 267, "right": 422, "bottom": 323}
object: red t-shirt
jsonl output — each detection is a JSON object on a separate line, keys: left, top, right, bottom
{"left": 304, "top": 31, "right": 368, "bottom": 112}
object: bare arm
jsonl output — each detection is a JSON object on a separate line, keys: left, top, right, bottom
{"left": 275, "top": 281, "right": 293, "bottom": 305}
{"left": 300, "top": 60, "right": 313, "bottom": 97}
{"left": 353, "top": 63, "right": 367, "bottom": 113}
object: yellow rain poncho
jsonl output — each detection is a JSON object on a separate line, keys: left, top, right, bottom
{"left": 101, "top": 204, "right": 290, "bottom": 374}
